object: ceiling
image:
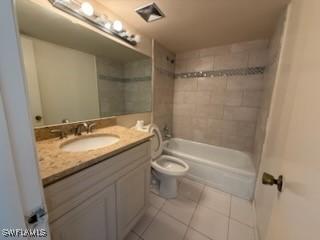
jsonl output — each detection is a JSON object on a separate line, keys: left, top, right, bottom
{"left": 16, "top": 0, "right": 149, "bottom": 63}
{"left": 97, "top": 0, "right": 290, "bottom": 53}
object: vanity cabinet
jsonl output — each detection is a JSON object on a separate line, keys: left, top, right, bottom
{"left": 116, "top": 163, "right": 150, "bottom": 240}
{"left": 50, "top": 184, "right": 116, "bottom": 240}
{"left": 44, "top": 141, "right": 151, "bottom": 240}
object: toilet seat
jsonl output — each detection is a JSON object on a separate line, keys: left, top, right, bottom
{"left": 148, "top": 124, "right": 189, "bottom": 176}
{"left": 151, "top": 155, "right": 189, "bottom": 176}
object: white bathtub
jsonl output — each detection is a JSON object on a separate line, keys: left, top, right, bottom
{"left": 163, "top": 138, "right": 256, "bottom": 200}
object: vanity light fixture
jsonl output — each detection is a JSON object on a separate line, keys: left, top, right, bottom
{"left": 112, "top": 20, "right": 123, "bottom": 32}
{"left": 80, "top": 1, "right": 94, "bottom": 16}
{"left": 49, "top": 0, "right": 138, "bottom": 45}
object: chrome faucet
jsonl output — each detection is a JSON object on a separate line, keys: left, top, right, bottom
{"left": 74, "top": 122, "right": 88, "bottom": 136}
{"left": 87, "top": 122, "right": 96, "bottom": 133}
{"left": 50, "top": 128, "right": 67, "bottom": 139}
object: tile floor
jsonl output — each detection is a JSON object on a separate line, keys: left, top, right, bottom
{"left": 125, "top": 178, "right": 256, "bottom": 240}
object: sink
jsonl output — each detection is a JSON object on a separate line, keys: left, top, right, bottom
{"left": 60, "top": 134, "right": 120, "bottom": 152}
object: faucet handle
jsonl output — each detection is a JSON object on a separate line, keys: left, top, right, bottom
{"left": 50, "top": 129, "right": 67, "bottom": 139}
{"left": 87, "top": 122, "right": 96, "bottom": 133}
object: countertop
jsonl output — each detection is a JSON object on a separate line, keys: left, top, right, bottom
{"left": 37, "top": 125, "right": 152, "bottom": 186}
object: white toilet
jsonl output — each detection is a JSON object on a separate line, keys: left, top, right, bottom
{"left": 148, "top": 124, "right": 189, "bottom": 198}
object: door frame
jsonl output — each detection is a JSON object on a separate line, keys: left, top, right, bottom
{"left": 0, "top": 0, "right": 49, "bottom": 236}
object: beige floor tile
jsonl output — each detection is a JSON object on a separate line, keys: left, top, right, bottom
{"left": 142, "top": 211, "right": 187, "bottom": 240}
{"left": 149, "top": 192, "right": 166, "bottom": 209}
{"left": 190, "top": 206, "right": 229, "bottom": 240}
{"left": 162, "top": 196, "right": 197, "bottom": 225}
{"left": 199, "top": 186, "right": 231, "bottom": 216}
{"left": 179, "top": 178, "right": 205, "bottom": 202}
{"left": 184, "top": 228, "right": 211, "bottom": 240}
{"left": 230, "top": 196, "right": 255, "bottom": 227}
{"left": 124, "top": 231, "right": 140, "bottom": 240}
{"left": 133, "top": 206, "right": 158, "bottom": 235}
{"left": 228, "top": 219, "right": 254, "bottom": 240}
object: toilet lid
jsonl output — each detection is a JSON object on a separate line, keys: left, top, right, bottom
{"left": 148, "top": 124, "right": 163, "bottom": 160}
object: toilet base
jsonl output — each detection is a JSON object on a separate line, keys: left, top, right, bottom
{"left": 159, "top": 173, "right": 178, "bottom": 199}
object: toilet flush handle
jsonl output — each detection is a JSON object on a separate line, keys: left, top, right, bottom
{"left": 262, "top": 172, "right": 283, "bottom": 192}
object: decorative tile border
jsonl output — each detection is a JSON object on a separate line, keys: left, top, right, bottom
{"left": 175, "top": 66, "right": 265, "bottom": 79}
{"left": 98, "top": 74, "right": 151, "bottom": 82}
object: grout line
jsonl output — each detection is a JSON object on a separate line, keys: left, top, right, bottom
{"left": 140, "top": 207, "right": 161, "bottom": 237}
{"left": 187, "top": 225, "right": 216, "bottom": 240}
{"left": 229, "top": 216, "right": 255, "bottom": 229}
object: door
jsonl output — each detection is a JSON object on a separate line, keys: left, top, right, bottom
{"left": 116, "top": 164, "right": 150, "bottom": 240}
{"left": 0, "top": 0, "right": 49, "bottom": 236}
{"left": 20, "top": 36, "right": 44, "bottom": 126}
{"left": 50, "top": 184, "right": 116, "bottom": 240}
{"left": 255, "top": 1, "right": 320, "bottom": 240}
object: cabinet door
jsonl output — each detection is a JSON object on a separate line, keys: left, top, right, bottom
{"left": 50, "top": 184, "right": 116, "bottom": 240}
{"left": 116, "top": 163, "right": 150, "bottom": 240}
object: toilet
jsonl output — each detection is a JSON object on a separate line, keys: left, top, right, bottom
{"left": 148, "top": 124, "right": 189, "bottom": 198}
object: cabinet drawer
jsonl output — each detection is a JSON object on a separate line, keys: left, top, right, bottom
{"left": 45, "top": 141, "right": 150, "bottom": 222}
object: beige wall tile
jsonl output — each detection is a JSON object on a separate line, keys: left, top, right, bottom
{"left": 199, "top": 45, "right": 231, "bottom": 57}
{"left": 171, "top": 40, "right": 268, "bottom": 153}
{"left": 210, "top": 88, "right": 226, "bottom": 104}
{"left": 231, "top": 40, "right": 269, "bottom": 53}
{"left": 221, "top": 135, "right": 253, "bottom": 152}
{"left": 248, "top": 49, "right": 269, "bottom": 67}
{"left": 222, "top": 121, "right": 256, "bottom": 137}
{"left": 227, "top": 75, "right": 264, "bottom": 90}
{"left": 192, "top": 56, "right": 214, "bottom": 71}
{"left": 176, "top": 50, "right": 200, "bottom": 60}
{"left": 175, "top": 78, "right": 198, "bottom": 91}
{"left": 173, "top": 103, "right": 196, "bottom": 116}
{"left": 198, "top": 76, "right": 227, "bottom": 91}
{"left": 223, "top": 106, "right": 259, "bottom": 122}
{"left": 242, "top": 90, "right": 263, "bottom": 107}
{"left": 196, "top": 104, "right": 224, "bottom": 119}
{"left": 224, "top": 90, "right": 243, "bottom": 106}
{"left": 214, "top": 53, "right": 249, "bottom": 70}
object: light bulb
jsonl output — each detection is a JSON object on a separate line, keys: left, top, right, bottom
{"left": 104, "top": 21, "right": 112, "bottom": 30}
{"left": 112, "top": 20, "right": 123, "bottom": 32}
{"left": 134, "top": 35, "right": 141, "bottom": 43}
{"left": 81, "top": 2, "right": 94, "bottom": 16}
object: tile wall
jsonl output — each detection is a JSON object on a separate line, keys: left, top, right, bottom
{"left": 96, "top": 57, "right": 125, "bottom": 117}
{"left": 152, "top": 41, "right": 175, "bottom": 137}
{"left": 173, "top": 40, "right": 269, "bottom": 153}
{"left": 96, "top": 57, "right": 152, "bottom": 117}
{"left": 253, "top": 14, "right": 287, "bottom": 168}
{"left": 123, "top": 60, "right": 152, "bottom": 113}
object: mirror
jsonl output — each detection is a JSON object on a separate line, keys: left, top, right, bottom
{"left": 15, "top": 0, "right": 152, "bottom": 127}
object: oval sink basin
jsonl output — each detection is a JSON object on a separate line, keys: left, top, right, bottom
{"left": 61, "top": 134, "right": 120, "bottom": 152}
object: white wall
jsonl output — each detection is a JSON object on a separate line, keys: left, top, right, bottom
{"left": 21, "top": 35, "right": 100, "bottom": 125}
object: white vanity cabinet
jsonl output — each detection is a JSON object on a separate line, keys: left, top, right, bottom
{"left": 44, "top": 141, "right": 151, "bottom": 240}
{"left": 116, "top": 163, "right": 150, "bottom": 240}
{"left": 50, "top": 184, "right": 116, "bottom": 240}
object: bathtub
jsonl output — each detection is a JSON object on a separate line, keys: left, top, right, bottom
{"left": 163, "top": 138, "right": 256, "bottom": 200}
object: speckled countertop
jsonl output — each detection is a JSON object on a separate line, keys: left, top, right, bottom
{"left": 37, "top": 125, "right": 152, "bottom": 186}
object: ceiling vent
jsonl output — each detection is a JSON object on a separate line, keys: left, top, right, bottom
{"left": 135, "top": 3, "right": 165, "bottom": 22}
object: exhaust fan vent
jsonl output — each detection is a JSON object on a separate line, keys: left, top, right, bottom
{"left": 135, "top": 3, "right": 165, "bottom": 22}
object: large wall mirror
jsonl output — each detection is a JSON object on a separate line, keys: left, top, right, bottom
{"left": 15, "top": 1, "right": 152, "bottom": 127}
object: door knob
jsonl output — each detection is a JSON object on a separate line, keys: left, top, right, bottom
{"left": 262, "top": 172, "right": 283, "bottom": 192}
